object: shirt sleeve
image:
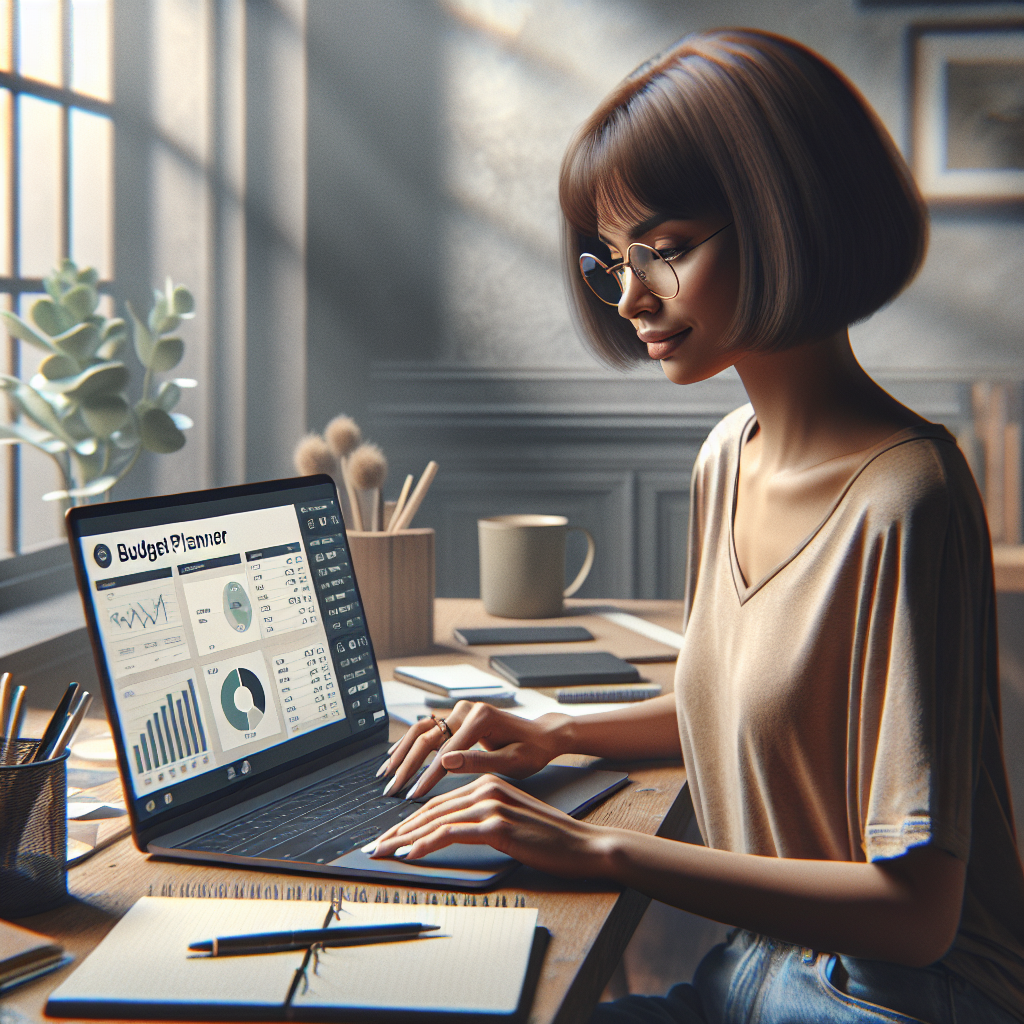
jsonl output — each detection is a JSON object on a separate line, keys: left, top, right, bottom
{"left": 854, "top": 440, "right": 995, "bottom": 864}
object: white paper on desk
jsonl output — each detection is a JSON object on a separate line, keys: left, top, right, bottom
{"left": 293, "top": 902, "right": 539, "bottom": 1015}
{"left": 382, "top": 680, "right": 631, "bottom": 725}
{"left": 49, "top": 897, "right": 320, "bottom": 1010}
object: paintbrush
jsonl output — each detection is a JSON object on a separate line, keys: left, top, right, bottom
{"left": 348, "top": 443, "right": 388, "bottom": 531}
{"left": 324, "top": 416, "right": 364, "bottom": 531}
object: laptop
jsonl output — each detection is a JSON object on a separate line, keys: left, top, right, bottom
{"left": 66, "top": 475, "right": 628, "bottom": 888}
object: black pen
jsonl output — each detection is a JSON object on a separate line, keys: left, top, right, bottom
{"left": 189, "top": 922, "right": 441, "bottom": 956}
{"left": 32, "top": 682, "right": 79, "bottom": 762}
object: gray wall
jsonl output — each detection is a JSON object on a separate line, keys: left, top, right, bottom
{"left": 306, "top": 0, "right": 1024, "bottom": 600}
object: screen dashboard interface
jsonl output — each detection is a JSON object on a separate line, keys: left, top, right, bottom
{"left": 73, "top": 484, "right": 386, "bottom": 819}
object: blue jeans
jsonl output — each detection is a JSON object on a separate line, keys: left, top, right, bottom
{"left": 590, "top": 930, "right": 1021, "bottom": 1023}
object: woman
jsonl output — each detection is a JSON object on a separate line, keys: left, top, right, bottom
{"left": 368, "top": 29, "right": 1024, "bottom": 1023}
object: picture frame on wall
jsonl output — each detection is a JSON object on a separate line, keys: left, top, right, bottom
{"left": 910, "top": 23, "right": 1024, "bottom": 204}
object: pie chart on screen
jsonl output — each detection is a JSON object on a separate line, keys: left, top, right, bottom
{"left": 220, "top": 667, "right": 266, "bottom": 731}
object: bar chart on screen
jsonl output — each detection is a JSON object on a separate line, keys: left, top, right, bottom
{"left": 97, "top": 578, "right": 190, "bottom": 678}
{"left": 119, "top": 671, "right": 213, "bottom": 789}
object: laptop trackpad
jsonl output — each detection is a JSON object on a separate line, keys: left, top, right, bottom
{"left": 331, "top": 843, "right": 514, "bottom": 878}
{"left": 329, "top": 765, "right": 628, "bottom": 878}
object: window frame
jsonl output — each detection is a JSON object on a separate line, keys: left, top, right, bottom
{"left": 0, "top": 0, "right": 114, "bottom": 572}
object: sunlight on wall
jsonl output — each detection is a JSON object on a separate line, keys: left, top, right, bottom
{"left": 438, "top": 0, "right": 669, "bottom": 370}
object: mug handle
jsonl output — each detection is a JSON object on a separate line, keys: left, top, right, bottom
{"left": 563, "top": 528, "right": 595, "bottom": 597}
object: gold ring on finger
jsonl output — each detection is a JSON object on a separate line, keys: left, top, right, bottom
{"left": 431, "top": 714, "right": 453, "bottom": 742}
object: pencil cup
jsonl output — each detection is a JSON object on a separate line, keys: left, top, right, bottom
{"left": 0, "top": 741, "right": 70, "bottom": 917}
{"left": 347, "top": 529, "right": 435, "bottom": 660}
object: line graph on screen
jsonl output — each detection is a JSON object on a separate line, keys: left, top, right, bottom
{"left": 98, "top": 581, "right": 189, "bottom": 678}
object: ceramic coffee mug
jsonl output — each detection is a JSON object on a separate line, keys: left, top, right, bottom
{"left": 478, "top": 515, "right": 595, "bottom": 618}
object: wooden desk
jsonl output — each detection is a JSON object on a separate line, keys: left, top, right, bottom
{"left": 6, "top": 599, "right": 691, "bottom": 1024}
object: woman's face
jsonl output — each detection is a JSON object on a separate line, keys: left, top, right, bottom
{"left": 596, "top": 210, "right": 741, "bottom": 385}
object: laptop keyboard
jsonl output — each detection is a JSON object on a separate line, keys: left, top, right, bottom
{"left": 179, "top": 756, "right": 414, "bottom": 865}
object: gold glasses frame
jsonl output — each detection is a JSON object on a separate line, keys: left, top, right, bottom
{"left": 579, "top": 222, "right": 733, "bottom": 307}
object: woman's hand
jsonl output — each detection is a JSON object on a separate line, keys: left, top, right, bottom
{"left": 377, "top": 701, "right": 571, "bottom": 800}
{"left": 368, "top": 773, "right": 614, "bottom": 879}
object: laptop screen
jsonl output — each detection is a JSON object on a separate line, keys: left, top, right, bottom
{"left": 66, "top": 476, "right": 388, "bottom": 827}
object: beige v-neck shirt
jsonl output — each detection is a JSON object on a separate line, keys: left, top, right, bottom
{"left": 675, "top": 405, "right": 1024, "bottom": 1017}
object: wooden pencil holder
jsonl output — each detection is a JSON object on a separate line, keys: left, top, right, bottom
{"left": 347, "top": 529, "right": 435, "bottom": 660}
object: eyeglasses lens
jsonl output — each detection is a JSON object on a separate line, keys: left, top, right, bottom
{"left": 579, "top": 254, "right": 622, "bottom": 304}
{"left": 627, "top": 246, "right": 677, "bottom": 299}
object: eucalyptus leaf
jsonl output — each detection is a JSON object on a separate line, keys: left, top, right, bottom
{"left": 126, "top": 301, "right": 154, "bottom": 365}
{"left": 43, "top": 475, "right": 118, "bottom": 501}
{"left": 81, "top": 395, "right": 131, "bottom": 436}
{"left": 76, "top": 267, "right": 99, "bottom": 288}
{"left": 0, "top": 311, "right": 57, "bottom": 353}
{"left": 149, "top": 336, "right": 184, "bottom": 372}
{"left": 0, "top": 376, "right": 68, "bottom": 438}
{"left": 0, "top": 421, "right": 67, "bottom": 454}
{"left": 148, "top": 292, "right": 169, "bottom": 335}
{"left": 62, "top": 284, "right": 97, "bottom": 322}
{"left": 102, "top": 318, "right": 127, "bottom": 343}
{"left": 170, "top": 412, "right": 193, "bottom": 430}
{"left": 172, "top": 286, "right": 195, "bottom": 316}
{"left": 60, "top": 408, "right": 95, "bottom": 441}
{"left": 41, "top": 362, "right": 130, "bottom": 401}
{"left": 32, "top": 297, "right": 73, "bottom": 336}
{"left": 156, "top": 380, "right": 181, "bottom": 410}
{"left": 139, "top": 407, "right": 186, "bottom": 453}
{"left": 39, "top": 352, "right": 80, "bottom": 380}
{"left": 95, "top": 339, "right": 120, "bottom": 361}
{"left": 72, "top": 447, "right": 104, "bottom": 481}
{"left": 110, "top": 416, "right": 140, "bottom": 449}
{"left": 54, "top": 322, "right": 101, "bottom": 363}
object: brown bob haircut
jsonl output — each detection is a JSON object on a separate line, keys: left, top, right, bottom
{"left": 559, "top": 29, "right": 928, "bottom": 367}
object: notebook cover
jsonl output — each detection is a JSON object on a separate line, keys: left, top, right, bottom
{"left": 0, "top": 919, "right": 66, "bottom": 992}
{"left": 488, "top": 651, "right": 641, "bottom": 688}
{"left": 453, "top": 626, "right": 594, "bottom": 645}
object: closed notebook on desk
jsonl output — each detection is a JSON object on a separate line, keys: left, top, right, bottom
{"left": 488, "top": 651, "right": 640, "bottom": 688}
{"left": 47, "top": 897, "right": 547, "bottom": 1021}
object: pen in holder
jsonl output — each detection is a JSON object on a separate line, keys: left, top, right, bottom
{"left": 0, "top": 741, "right": 70, "bottom": 918}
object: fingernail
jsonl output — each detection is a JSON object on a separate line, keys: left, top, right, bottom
{"left": 404, "top": 783, "right": 421, "bottom": 801}
{"left": 394, "top": 845, "right": 412, "bottom": 858}
{"left": 382, "top": 777, "right": 397, "bottom": 796}
{"left": 388, "top": 740, "right": 399, "bottom": 754}
{"left": 361, "top": 840, "right": 378, "bottom": 854}
{"left": 441, "top": 751, "right": 464, "bottom": 770}
{"left": 375, "top": 759, "right": 389, "bottom": 778}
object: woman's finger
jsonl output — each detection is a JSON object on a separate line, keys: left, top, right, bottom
{"left": 402, "top": 702, "right": 503, "bottom": 798}
{"left": 373, "top": 797, "right": 512, "bottom": 857}
{"left": 368, "top": 775, "right": 564, "bottom": 854}
{"left": 369, "top": 774, "right": 505, "bottom": 849}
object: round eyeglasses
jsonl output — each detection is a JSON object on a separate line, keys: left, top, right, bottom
{"left": 579, "top": 222, "right": 733, "bottom": 307}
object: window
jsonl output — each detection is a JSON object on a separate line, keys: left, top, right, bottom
{"left": 0, "top": 0, "right": 113, "bottom": 559}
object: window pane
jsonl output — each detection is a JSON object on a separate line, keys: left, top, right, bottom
{"left": 70, "top": 108, "right": 111, "bottom": 277}
{"left": 0, "top": 292, "right": 11, "bottom": 558}
{"left": 18, "top": 93, "right": 62, "bottom": 277}
{"left": 18, "top": 0, "right": 62, "bottom": 86}
{"left": 71, "top": 0, "right": 110, "bottom": 100}
{"left": 14, "top": 291, "right": 64, "bottom": 554}
{"left": 0, "top": 0, "right": 12, "bottom": 73}
{"left": 0, "top": 90, "right": 10, "bottom": 276}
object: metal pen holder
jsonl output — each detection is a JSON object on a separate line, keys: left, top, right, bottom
{"left": 0, "top": 740, "right": 70, "bottom": 918}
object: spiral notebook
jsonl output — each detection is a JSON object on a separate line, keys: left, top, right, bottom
{"left": 47, "top": 896, "right": 547, "bottom": 1021}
